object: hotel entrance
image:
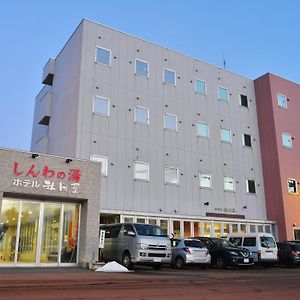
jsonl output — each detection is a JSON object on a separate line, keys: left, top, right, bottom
{"left": 0, "top": 198, "right": 80, "bottom": 266}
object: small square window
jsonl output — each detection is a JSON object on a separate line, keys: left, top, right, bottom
{"left": 96, "top": 47, "right": 111, "bottom": 66}
{"left": 195, "top": 79, "right": 206, "bottom": 94}
{"left": 199, "top": 172, "right": 211, "bottom": 188}
{"left": 243, "top": 134, "right": 252, "bottom": 147}
{"left": 288, "top": 179, "right": 297, "bottom": 194}
{"left": 265, "top": 225, "right": 271, "bottom": 234}
{"left": 90, "top": 155, "right": 108, "bottom": 176}
{"left": 282, "top": 133, "right": 292, "bottom": 148}
{"left": 164, "top": 68, "right": 176, "bottom": 85}
{"left": 134, "top": 161, "right": 149, "bottom": 181}
{"left": 197, "top": 122, "right": 209, "bottom": 138}
{"left": 134, "top": 106, "right": 149, "bottom": 125}
{"left": 249, "top": 225, "right": 256, "bottom": 233}
{"left": 218, "top": 87, "right": 229, "bottom": 102}
{"left": 247, "top": 180, "right": 256, "bottom": 194}
{"left": 220, "top": 128, "right": 232, "bottom": 143}
{"left": 164, "top": 113, "right": 177, "bottom": 131}
{"left": 93, "top": 97, "right": 110, "bottom": 116}
{"left": 135, "top": 60, "right": 149, "bottom": 77}
{"left": 240, "top": 94, "right": 248, "bottom": 107}
{"left": 224, "top": 176, "right": 235, "bottom": 191}
{"left": 257, "top": 225, "right": 264, "bottom": 233}
{"left": 277, "top": 93, "right": 287, "bottom": 108}
{"left": 165, "top": 166, "right": 179, "bottom": 184}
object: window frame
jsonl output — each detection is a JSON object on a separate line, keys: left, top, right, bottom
{"left": 95, "top": 46, "right": 111, "bottom": 66}
{"left": 240, "top": 94, "right": 248, "bottom": 108}
{"left": 135, "top": 59, "right": 149, "bottom": 78}
{"left": 220, "top": 128, "right": 232, "bottom": 143}
{"left": 89, "top": 154, "right": 108, "bottom": 176}
{"left": 164, "top": 166, "right": 179, "bottom": 185}
{"left": 195, "top": 78, "right": 207, "bottom": 94}
{"left": 277, "top": 93, "right": 288, "bottom": 109}
{"left": 93, "top": 96, "right": 110, "bottom": 116}
{"left": 246, "top": 179, "right": 256, "bottom": 194}
{"left": 224, "top": 176, "right": 235, "bottom": 192}
{"left": 218, "top": 86, "right": 229, "bottom": 102}
{"left": 282, "top": 132, "right": 293, "bottom": 149}
{"left": 197, "top": 122, "right": 209, "bottom": 138}
{"left": 243, "top": 133, "right": 252, "bottom": 148}
{"left": 134, "top": 161, "right": 150, "bottom": 181}
{"left": 164, "top": 113, "right": 178, "bottom": 131}
{"left": 163, "top": 68, "right": 176, "bottom": 86}
{"left": 287, "top": 178, "right": 297, "bottom": 194}
{"left": 199, "top": 172, "right": 212, "bottom": 189}
{"left": 134, "top": 105, "right": 150, "bottom": 125}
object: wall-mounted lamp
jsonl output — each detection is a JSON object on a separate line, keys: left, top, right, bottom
{"left": 293, "top": 223, "right": 297, "bottom": 227}
{"left": 66, "top": 158, "right": 73, "bottom": 164}
{"left": 31, "top": 153, "right": 39, "bottom": 159}
{"left": 174, "top": 209, "right": 177, "bottom": 213}
{"left": 159, "top": 208, "right": 163, "bottom": 212}
{"left": 243, "top": 205, "right": 248, "bottom": 209}
{"left": 204, "top": 202, "right": 209, "bottom": 206}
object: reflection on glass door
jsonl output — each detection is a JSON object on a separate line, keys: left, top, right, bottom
{"left": 17, "top": 202, "right": 40, "bottom": 264}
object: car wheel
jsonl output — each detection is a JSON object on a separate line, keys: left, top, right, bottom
{"left": 122, "top": 251, "right": 133, "bottom": 270}
{"left": 175, "top": 257, "right": 184, "bottom": 269}
{"left": 215, "top": 257, "right": 226, "bottom": 269}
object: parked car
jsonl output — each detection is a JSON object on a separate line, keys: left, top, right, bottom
{"left": 193, "top": 237, "right": 254, "bottom": 269}
{"left": 277, "top": 241, "right": 300, "bottom": 267}
{"left": 170, "top": 238, "right": 211, "bottom": 269}
{"left": 224, "top": 233, "right": 278, "bottom": 266}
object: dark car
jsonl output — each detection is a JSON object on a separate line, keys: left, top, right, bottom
{"left": 193, "top": 237, "right": 254, "bottom": 269}
{"left": 277, "top": 241, "right": 300, "bottom": 267}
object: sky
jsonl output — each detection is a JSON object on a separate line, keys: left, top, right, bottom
{"left": 0, "top": 0, "right": 299, "bottom": 152}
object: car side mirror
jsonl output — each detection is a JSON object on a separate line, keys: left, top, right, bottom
{"left": 127, "top": 231, "right": 136, "bottom": 237}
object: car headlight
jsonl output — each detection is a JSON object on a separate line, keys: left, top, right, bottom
{"left": 228, "top": 251, "right": 239, "bottom": 256}
{"left": 137, "top": 243, "right": 148, "bottom": 250}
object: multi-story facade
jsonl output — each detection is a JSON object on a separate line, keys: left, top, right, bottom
{"left": 31, "top": 19, "right": 276, "bottom": 239}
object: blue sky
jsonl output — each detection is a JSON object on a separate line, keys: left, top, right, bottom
{"left": 0, "top": 0, "right": 299, "bottom": 151}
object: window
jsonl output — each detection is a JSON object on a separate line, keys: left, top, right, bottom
{"left": 197, "top": 122, "right": 209, "bottom": 138}
{"left": 240, "top": 224, "right": 247, "bottom": 233}
{"left": 218, "top": 86, "right": 229, "bottom": 102}
{"left": 165, "top": 166, "right": 179, "bottom": 184}
{"left": 282, "top": 133, "right": 292, "bottom": 148}
{"left": 93, "top": 97, "right": 110, "bottom": 116}
{"left": 243, "top": 134, "right": 252, "bottom": 147}
{"left": 163, "top": 68, "right": 176, "bottom": 85}
{"left": 199, "top": 172, "right": 212, "bottom": 188}
{"left": 96, "top": 47, "right": 111, "bottom": 66}
{"left": 195, "top": 79, "right": 206, "bottom": 94}
{"left": 134, "top": 161, "right": 149, "bottom": 181}
{"left": 134, "top": 106, "right": 149, "bottom": 125}
{"left": 220, "top": 128, "right": 232, "bottom": 143}
{"left": 247, "top": 180, "right": 256, "bottom": 194}
{"left": 224, "top": 176, "right": 235, "bottom": 191}
{"left": 265, "top": 225, "right": 271, "bottom": 234}
{"left": 164, "top": 113, "right": 177, "bottom": 131}
{"left": 257, "top": 225, "right": 264, "bottom": 233}
{"left": 244, "top": 237, "right": 256, "bottom": 246}
{"left": 288, "top": 179, "right": 297, "bottom": 194}
{"left": 240, "top": 94, "right": 248, "bottom": 107}
{"left": 90, "top": 155, "right": 108, "bottom": 176}
{"left": 135, "top": 59, "right": 149, "bottom": 77}
{"left": 277, "top": 93, "right": 287, "bottom": 108}
{"left": 249, "top": 225, "right": 256, "bottom": 233}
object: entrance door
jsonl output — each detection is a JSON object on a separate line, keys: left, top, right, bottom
{"left": 294, "top": 229, "right": 300, "bottom": 240}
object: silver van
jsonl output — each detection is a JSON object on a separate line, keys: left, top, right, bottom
{"left": 100, "top": 223, "right": 172, "bottom": 270}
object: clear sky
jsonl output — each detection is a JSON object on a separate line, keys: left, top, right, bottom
{"left": 0, "top": 0, "right": 299, "bottom": 151}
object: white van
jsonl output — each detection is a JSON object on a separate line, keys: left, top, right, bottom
{"left": 100, "top": 223, "right": 172, "bottom": 270}
{"left": 224, "top": 233, "right": 278, "bottom": 265}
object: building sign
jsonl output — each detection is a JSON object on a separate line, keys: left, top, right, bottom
{"left": 99, "top": 230, "right": 105, "bottom": 248}
{"left": 11, "top": 162, "right": 81, "bottom": 194}
{"left": 214, "top": 207, "right": 236, "bottom": 213}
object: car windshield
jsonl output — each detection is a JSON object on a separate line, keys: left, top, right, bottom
{"left": 134, "top": 224, "right": 168, "bottom": 237}
{"left": 211, "top": 238, "right": 236, "bottom": 248}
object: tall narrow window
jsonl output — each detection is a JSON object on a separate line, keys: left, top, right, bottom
{"left": 164, "top": 113, "right": 177, "bottom": 131}
{"left": 164, "top": 68, "right": 176, "bottom": 85}
{"left": 243, "top": 134, "right": 252, "bottom": 147}
{"left": 197, "top": 122, "right": 209, "bottom": 138}
{"left": 287, "top": 179, "right": 297, "bottom": 194}
{"left": 240, "top": 94, "right": 248, "bottom": 107}
{"left": 246, "top": 180, "right": 256, "bottom": 194}
{"left": 96, "top": 47, "right": 111, "bottom": 66}
{"left": 134, "top": 106, "right": 149, "bottom": 125}
{"left": 135, "top": 60, "right": 149, "bottom": 77}
{"left": 224, "top": 176, "right": 235, "bottom": 191}
{"left": 90, "top": 155, "right": 108, "bottom": 176}
{"left": 93, "top": 97, "right": 110, "bottom": 116}
{"left": 277, "top": 93, "right": 287, "bottom": 109}
{"left": 282, "top": 132, "right": 292, "bottom": 148}
{"left": 165, "top": 166, "right": 179, "bottom": 184}
{"left": 134, "top": 161, "right": 149, "bottom": 181}
{"left": 218, "top": 86, "right": 229, "bottom": 102}
{"left": 199, "top": 172, "right": 212, "bottom": 188}
{"left": 220, "top": 128, "right": 232, "bottom": 143}
{"left": 195, "top": 79, "right": 206, "bottom": 94}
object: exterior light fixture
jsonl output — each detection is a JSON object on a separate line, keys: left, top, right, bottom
{"left": 66, "top": 158, "right": 73, "bottom": 164}
{"left": 204, "top": 202, "right": 209, "bottom": 206}
{"left": 31, "top": 153, "right": 39, "bottom": 159}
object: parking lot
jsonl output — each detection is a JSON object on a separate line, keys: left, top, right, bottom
{"left": 0, "top": 265, "right": 300, "bottom": 299}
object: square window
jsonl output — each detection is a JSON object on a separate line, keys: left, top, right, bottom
{"left": 164, "top": 68, "right": 176, "bottom": 85}
{"left": 134, "top": 106, "right": 149, "bottom": 124}
{"left": 243, "top": 134, "right": 252, "bottom": 147}
{"left": 134, "top": 161, "right": 149, "bottom": 181}
{"left": 199, "top": 172, "right": 211, "bottom": 188}
{"left": 164, "top": 113, "right": 177, "bottom": 131}
{"left": 282, "top": 133, "right": 292, "bottom": 148}
{"left": 240, "top": 224, "right": 247, "bottom": 233}
{"left": 288, "top": 179, "right": 297, "bottom": 194}
{"left": 135, "top": 60, "right": 149, "bottom": 77}
{"left": 277, "top": 93, "right": 287, "bottom": 108}
{"left": 247, "top": 180, "right": 256, "bottom": 194}
{"left": 165, "top": 166, "right": 178, "bottom": 184}
{"left": 93, "top": 97, "right": 110, "bottom": 116}
{"left": 218, "top": 87, "right": 229, "bottom": 102}
{"left": 265, "top": 225, "right": 271, "bottom": 233}
{"left": 240, "top": 94, "right": 248, "bottom": 107}
{"left": 220, "top": 128, "right": 232, "bottom": 143}
{"left": 197, "top": 122, "right": 209, "bottom": 138}
{"left": 195, "top": 79, "right": 206, "bottom": 94}
{"left": 96, "top": 47, "right": 111, "bottom": 66}
{"left": 249, "top": 225, "right": 256, "bottom": 233}
{"left": 257, "top": 225, "right": 264, "bottom": 233}
{"left": 90, "top": 155, "right": 108, "bottom": 176}
{"left": 224, "top": 176, "right": 235, "bottom": 191}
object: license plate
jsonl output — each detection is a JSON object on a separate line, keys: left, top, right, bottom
{"left": 244, "top": 258, "right": 249, "bottom": 263}
{"left": 154, "top": 258, "right": 161, "bottom": 262}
